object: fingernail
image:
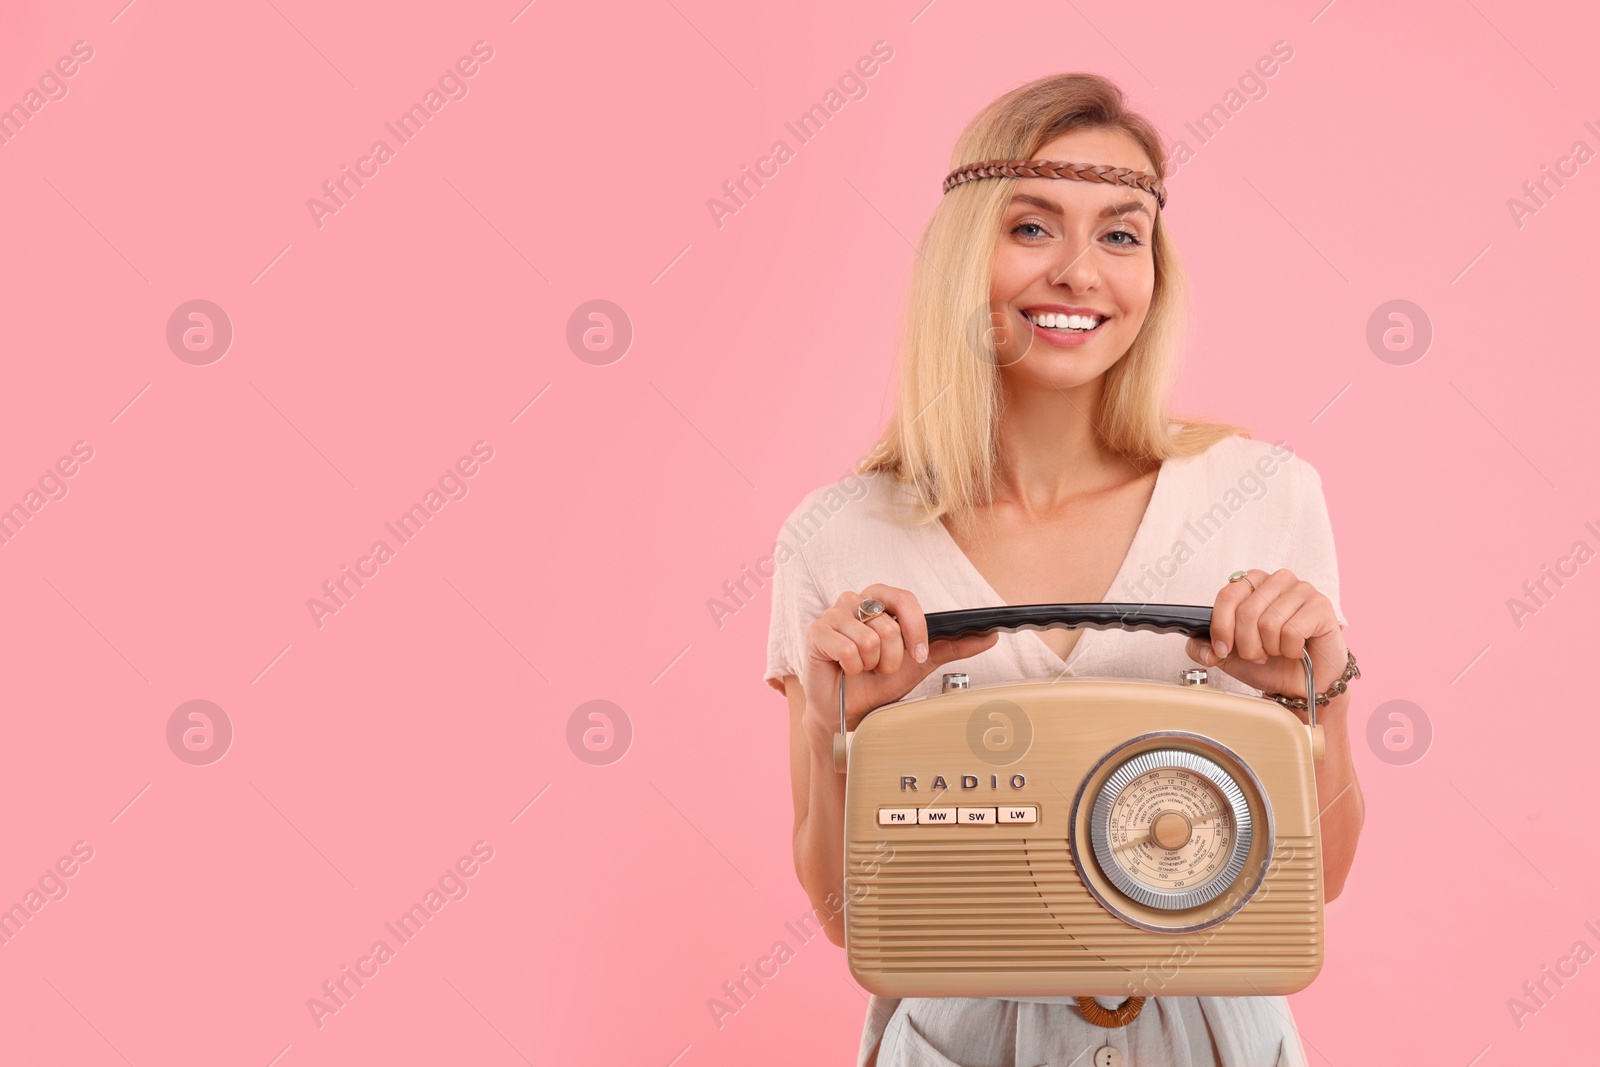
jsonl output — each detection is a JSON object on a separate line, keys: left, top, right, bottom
{"left": 914, "top": 642, "right": 928, "bottom": 663}
{"left": 1214, "top": 641, "right": 1229, "bottom": 659}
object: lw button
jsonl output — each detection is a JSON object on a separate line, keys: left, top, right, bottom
{"left": 1094, "top": 1047, "right": 1122, "bottom": 1067}
{"left": 998, "top": 806, "right": 1038, "bottom": 823}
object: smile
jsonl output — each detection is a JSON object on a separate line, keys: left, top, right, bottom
{"left": 1023, "top": 309, "right": 1105, "bottom": 334}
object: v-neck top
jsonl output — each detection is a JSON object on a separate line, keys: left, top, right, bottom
{"left": 921, "top": 455, "right": 1172, "bottom": 673}
{"left": 763, "top": 433, "right": 1346, "bottom": 704}
{"left": 761, "top": 433, "right": 1341, "bottom": 1058}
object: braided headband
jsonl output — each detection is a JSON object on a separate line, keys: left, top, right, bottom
{"left": 943, "top": 158, "right": 1167, "bottom": 210}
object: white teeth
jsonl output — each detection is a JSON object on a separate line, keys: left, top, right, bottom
{"left": 1029, "top": 311, "right": 1102, "bottom": 331}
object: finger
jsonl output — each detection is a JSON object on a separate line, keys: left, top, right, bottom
{"left": 863, "top": 584, "right": 929, "bottom": 663}
{"left": 1232, "top": 569, "right": 1297, "bottom": 663}
{"left": 832, "top": 589, "right": 865, "bottom": 613}
{"left": 836, "top": 613, "right": 886, "bottom": 673}
{"left": 1210, "top": 569, "right": 1266, "bottom": 660}
{"left": 826, "top": 591, "right": 886, "bottom": 674}
{"left": 1256, "top": 580, "right": 1316, "bottom": 660}
{"left": 863, "top": 613, "right": 906, "bottom": 676}
{"left": 808, "top": 619, "right": 866, "bottom": 677}
{"left": 1278, "top": 594, "right": 1340, "bottom": 666}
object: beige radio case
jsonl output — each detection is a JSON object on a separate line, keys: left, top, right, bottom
{"left": 836, "top": 604, "right": 1325, "bottom": 999}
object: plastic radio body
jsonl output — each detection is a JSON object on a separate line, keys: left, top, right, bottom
{"left": 837, "top": 605, "right": 1325, "bottom": 999}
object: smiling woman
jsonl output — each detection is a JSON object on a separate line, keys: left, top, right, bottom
{"left": 768, "top": 71, "right": 1363, "bottom": 1067}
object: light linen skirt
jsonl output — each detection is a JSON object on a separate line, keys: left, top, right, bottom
{"left": 863, "top": 994, "right": 1309, "bottom": 1067}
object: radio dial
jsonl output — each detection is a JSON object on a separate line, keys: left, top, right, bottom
{"left": 1085, "top": 745, "right": 1257, "bottom": 916}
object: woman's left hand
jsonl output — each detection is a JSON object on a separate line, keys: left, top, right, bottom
{"left": 1184, "top": 568, "right": 1347, "bottom": 701}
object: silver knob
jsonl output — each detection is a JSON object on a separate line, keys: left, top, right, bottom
{"left": 1180, "top": 668, "right": 1209, "bottom": 686}
{"left": 942, "top": 673, "right": 969, "bottom": 691}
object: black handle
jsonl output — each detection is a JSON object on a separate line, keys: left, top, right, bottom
{"left": 836, "top": 603, "right": 1319, "bottom": 756}
{"left": 924, "top": 603, "right": 1215, "bottom": 643}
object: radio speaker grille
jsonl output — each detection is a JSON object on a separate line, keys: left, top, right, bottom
{"left": 846, "top": 835, "right": 1320, "bottom": 975}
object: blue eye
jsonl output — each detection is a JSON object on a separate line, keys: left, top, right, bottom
{"left": 1010, "top": 220, "right": 1144, "bottom": 247}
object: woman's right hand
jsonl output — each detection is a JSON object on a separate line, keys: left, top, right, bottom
{"left": 800, "top": 584, "right": 1000, "bottom": 738}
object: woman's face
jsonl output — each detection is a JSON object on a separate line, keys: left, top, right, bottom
{"left": 985, "top": 127, "right": 1159, "bottom": 390}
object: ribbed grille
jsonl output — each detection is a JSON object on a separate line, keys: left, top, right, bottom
{"left": 846, "top": 836, "right": 1319, "bottom": 973}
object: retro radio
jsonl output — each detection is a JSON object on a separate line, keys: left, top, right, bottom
{"left": 835, "top": 604, "right": 1327, "bottom": 999}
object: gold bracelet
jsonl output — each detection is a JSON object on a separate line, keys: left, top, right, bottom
{"left": 1262, "top": 650, "right": 1360, "bottom": 711}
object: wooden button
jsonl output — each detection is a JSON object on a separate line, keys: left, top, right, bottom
{"left": 1151, "top": 810, "right": 1191, "bottom": 849}
{"left": 1093, "top": 1046, "right": 1122, "bottom": 1067}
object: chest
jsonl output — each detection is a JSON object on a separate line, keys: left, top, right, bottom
{"left": 941, "top": 472, "right": 1158, "bottom": 662}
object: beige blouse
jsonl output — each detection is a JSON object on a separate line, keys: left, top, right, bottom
{"left": 764, "top": 433, "right": 1346, "bottom": 701}
{"left": 762, "top": 432, "right": 1346, "bottom": 1066}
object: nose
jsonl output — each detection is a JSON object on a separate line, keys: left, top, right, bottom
{"left": 1048, "top": 235, "right": 1100, "bottom": 291}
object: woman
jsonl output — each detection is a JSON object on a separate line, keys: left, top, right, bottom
{"left": 763, "top": 73, "right": 1364, "bottom": 1066}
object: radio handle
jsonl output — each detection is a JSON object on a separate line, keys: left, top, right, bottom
{"left": 837, "top": 603, "right": 1318, "bottom": 754}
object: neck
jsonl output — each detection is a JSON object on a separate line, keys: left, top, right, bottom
{"left": 993, "top": 374, "right": 1144, "bottom": 515}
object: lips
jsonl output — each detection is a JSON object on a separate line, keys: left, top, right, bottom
{"left": 1023, "top": 305, "right": 1108, "bottom": 317}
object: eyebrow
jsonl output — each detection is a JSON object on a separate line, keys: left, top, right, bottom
{"left": 1009, "top": 192, "right": 1151, "bottom": 221}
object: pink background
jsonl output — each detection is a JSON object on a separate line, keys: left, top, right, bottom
{"left": 3, "top": 0, "right": 1598, "bottom": 1063}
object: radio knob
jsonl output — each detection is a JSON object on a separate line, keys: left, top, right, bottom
{"left": 942, "top": 673, "right": 970, "bottom": 692}
{"left": 1151, "top": 810, "right": 1192, "bottom": 850}
{"left": 1180, "top": 668, "right": 1208, "bottom": 686}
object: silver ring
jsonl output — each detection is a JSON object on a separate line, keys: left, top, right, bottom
{"left": 856, "top": 598, "right": 887, "bottom": 623}
{"left": 1227, "top": 570, "right": 1258, "bottom": 594}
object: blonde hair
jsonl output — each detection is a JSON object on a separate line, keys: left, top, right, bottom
{"left": 859, "top": 72, "right": 1248, "bottom": 529}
